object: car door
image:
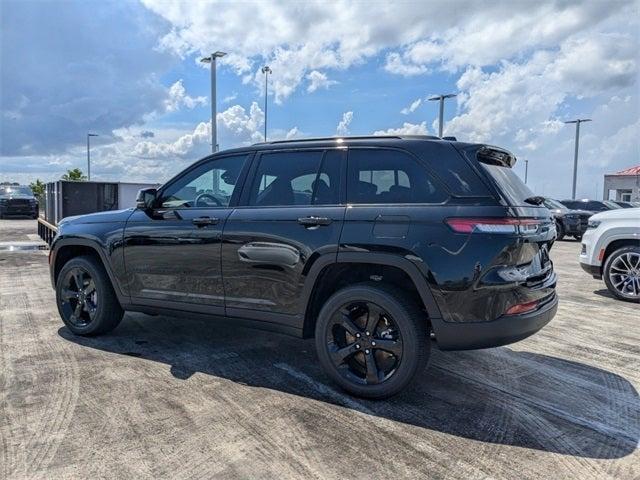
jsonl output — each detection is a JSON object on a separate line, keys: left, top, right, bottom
{"left": 123, "top": 153, "right": 250, "bottom": 313}
{"left": 221, "top": 148, "right": 346, "bottom": 322}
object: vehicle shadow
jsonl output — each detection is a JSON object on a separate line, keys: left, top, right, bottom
{"left": 58, "top": 313, "right": 639, "bottom": 460}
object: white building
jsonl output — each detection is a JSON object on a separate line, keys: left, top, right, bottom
{"left": 603, "top": 166, "right": 640, "bottom": 202}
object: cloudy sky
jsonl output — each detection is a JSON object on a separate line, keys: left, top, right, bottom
{"left": 1, "top": 0, "right": 638, "bottom": 199}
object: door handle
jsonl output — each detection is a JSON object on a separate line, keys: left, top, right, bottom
{"left": 192, "top": 216, "right": 219, "bottom": 227}
{"left": 297, "top": 216, "right": 332, "bottom": 227}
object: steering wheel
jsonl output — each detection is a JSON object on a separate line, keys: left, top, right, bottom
{"left": 194, "top": 193, "right": 222, "bottom": 207}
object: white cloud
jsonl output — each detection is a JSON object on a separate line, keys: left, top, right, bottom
{"left": 373, "top": 122, "right": 428, "bottom": 136}
{"left": 133, "top": 102, "right": 265, "bottom": 159}
{"left": 141, "top": 0, "right": 633, "bottom": 101}
{"left": 336, "top": 111, "right": 353, "bottom": 136}
{"left": 400, "top": 98, "right": 423, "bottom": 115}
{"left": 165, "top": 80, "right": 207, "bottom": 112}
{"left": 306, "top": 70, "right": 338, "bottom": 93}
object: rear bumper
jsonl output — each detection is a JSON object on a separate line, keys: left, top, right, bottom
{"left": 433, "top": 293, "right": 558, "bottom": 350}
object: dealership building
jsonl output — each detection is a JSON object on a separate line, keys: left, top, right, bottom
{"left": 603, "top": 165, "right": 640, "bottom": 202}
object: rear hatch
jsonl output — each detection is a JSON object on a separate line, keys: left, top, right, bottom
{"left": 453, "top": 144, "right": 556, "bottom": 294}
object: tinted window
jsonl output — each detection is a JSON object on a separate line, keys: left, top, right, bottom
{"left": 347, "top": 149, "right": 447, "bottom": 204}
{"left": 161, "top": 154, "right": 248, "bottom": 208}
{"left": 479, "top": 163, "right": 535, "bottom": 206}
{"left": 422, "top": 143, "right": 491, "bottom": 196}
{"left": 587, "top": 201, "right": 608, "bottom": 211}
{"left": 248, "top": 150, "right": 341, "bottom": 206}
{"left": 560, "top": 200, "right": 580, "bottom": 210}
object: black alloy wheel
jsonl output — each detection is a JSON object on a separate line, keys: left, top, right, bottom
{"left": 326, "top": 301, "right": 403, "bottom": 385}
{"left": 56, "top": 255, "right": 124, "bottom": 335}
{"left": 59, "top": 267, "right": 98, "bottom": 328}
{"left": 315, "top": 283, "right": 429, "bottom": 398}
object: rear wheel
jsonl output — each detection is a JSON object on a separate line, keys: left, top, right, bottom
{"left": 56, "top": 255, "right": 124, "bottom": 335}
{"left": 603, "top": 246, "right": 640, "bottom": 303}
{"left": 315, "top": 283, "right": 430, "bottom": 399}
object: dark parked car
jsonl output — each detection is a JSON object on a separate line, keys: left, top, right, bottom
{"left": 560, "top": 199, "right": 621, "bottom": 214}
{"left": 542, "top": 198, "right": 591, "bottom": 241}
{"left": 49, "top": 136, "right": 558, "bottom": 398}
{"left": 0, "top": 185, "right": 38, "bottom": 219}
{"left": 610, "top": 200, "right": 637, "bottom": 208}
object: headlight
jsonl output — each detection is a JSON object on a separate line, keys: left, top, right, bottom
{"left": 587, "top": 219, "right": 601, "bottom": 229}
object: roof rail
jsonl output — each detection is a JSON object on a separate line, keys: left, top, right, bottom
{"left": 253, "top": 134, "right": 441, "bottom": 146}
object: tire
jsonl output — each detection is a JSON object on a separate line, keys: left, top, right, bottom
{"left": 555, "top": 221, "right": 565, "bottom": 241}
{"left": 55, "top": 255, "right": 124, "bottom": 335}
{"left": 603, "top": 246, "right": 640, "bottom": 303}
{"left": 315, "top": 282, "right": 430, "bottom": 399}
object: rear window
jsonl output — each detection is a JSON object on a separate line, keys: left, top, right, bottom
{"left": 479, "top": 163, "right": 535, "bottom": 206}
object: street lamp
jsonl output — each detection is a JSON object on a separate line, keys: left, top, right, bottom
{"left": 261, "top": 65, "right": 272, "bottom": 141}
{"left": 87, "top": 133, "right": 98, "bottom": 181}
{"left": 428, "top": 93, "right": 457, "bottom": 138}
{"left": 565, "top": 118, "right": 592, "bottom": 199}
{"left": 200, "top": 51, "right": 227, "bottom": 152}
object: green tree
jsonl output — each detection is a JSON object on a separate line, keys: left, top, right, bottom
{"left": 29, "top": 179, "right": 45, "bottom": 198}
{"left": 61, "top": 168, "right": 87, "bottom": 181}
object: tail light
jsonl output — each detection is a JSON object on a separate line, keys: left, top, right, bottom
{"left": 505, "top": 300, "right": 539, "bottom": 315}
{"left": 445, "top": 217, "right": 542, "bottom": 235}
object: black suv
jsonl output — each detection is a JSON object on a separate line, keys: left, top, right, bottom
{"left": 0, "top": 184, "right": 39, "bottom": 219}
{"left": 542, "top": 198, "right": 591, "bottom": 241}
{"left": 50, "top": 136, "right": 558, "bottom": 398}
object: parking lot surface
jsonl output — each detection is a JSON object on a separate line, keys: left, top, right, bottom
{"left": 1, "top": 219, "right": 638, "bottom": 479}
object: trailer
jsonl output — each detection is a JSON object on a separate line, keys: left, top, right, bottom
{"left": 37, "top": 180, "right": 158, "bottom": 245}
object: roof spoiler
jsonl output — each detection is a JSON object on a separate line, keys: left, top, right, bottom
{"left": 476, "top": 146, "right": 517, "bottom": 168}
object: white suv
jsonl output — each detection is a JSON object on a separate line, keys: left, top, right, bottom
{"left": 579, "top": 208, "right": 640, "bottom": 302}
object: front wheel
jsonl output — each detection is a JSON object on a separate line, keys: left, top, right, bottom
{"left": 315, "top": 283, "right": 430, "bottom": 399}
{"left": 56, "top": 255, "right": 124, "bottom": 335}
{"left": 603, "top": 246, "right": 640, "bottom": 303}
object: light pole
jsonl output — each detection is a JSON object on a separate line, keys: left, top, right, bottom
{"left": 87, "top": 133, "right": 98, "bottom": 181}
{"left": 261, "top": 66, "right": 272, "bottom": 141}
{"left": 565, "top": 118, "right": 592, "bottom": 199}
{"left": 524, "top": 159, "right": 529, "bottom": 184}
{"left": 200, "top": 51, "right": 227, "bottom": 152}
{"left": 428, "top": 93, "right": 456, "bottom": 138}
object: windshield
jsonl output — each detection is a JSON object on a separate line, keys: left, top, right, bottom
{"left": 0, "top": 186, "right": 33, "bottom": 196}
{"left": 603, "top": 200, "right": 622, "bottom": 210}
{"left": 543, "top": 198, "right": 567, "bottom": 210}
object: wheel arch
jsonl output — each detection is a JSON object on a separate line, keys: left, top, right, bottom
{"left": 51, "top": 238, "right": 127, "bottom": 304}
{"left": 300, "top": 252, "right": 442, "bottom": 338}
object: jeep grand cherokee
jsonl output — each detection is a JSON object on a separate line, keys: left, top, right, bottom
{"left": 50, "top": 136, "right": 557, "bottom": 398}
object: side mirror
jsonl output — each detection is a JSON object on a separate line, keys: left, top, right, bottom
{"left": 136, "top": 188, "right": 157, "bottom": 209}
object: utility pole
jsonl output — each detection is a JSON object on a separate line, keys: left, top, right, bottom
{"left": 428, "top": 93, "right": 456, "bottom": 138}
{"left": 524, "top": 159, "right": 529, "bottom": 184}
{"left": 87, "top": 133, "right": 98, "bottom": 181}
{"left": 200, "top": 51, "right": 227, "bottom": 152}
{"left": 565, "top": 118, "right": 592, "bottom": 199}
{"left": 261, "top": 66, "right": 272, "bottom": 141}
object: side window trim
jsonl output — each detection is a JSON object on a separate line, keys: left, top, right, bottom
{"left": 156, "top": 152, "right": 253, "bottom": 210}
{"left": 346, "top": 146, "right": 450, "bottom": 205}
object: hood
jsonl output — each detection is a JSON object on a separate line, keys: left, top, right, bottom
{"left": 589, "top": 207, "right": 640, "bottom": 222}
{"left": 59, "top": 208, "right": 134, "bottom": 225}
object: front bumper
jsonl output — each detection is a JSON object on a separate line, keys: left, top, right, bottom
{"left": 1, "top": 204, "right": 37, "bottom": 216}
{"left": 433, "top": 293, "right": 558, "bottom": 350}
{"left": 580, "top": 262, "right": 601, "bottom": 279}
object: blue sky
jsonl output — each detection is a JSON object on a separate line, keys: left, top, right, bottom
{"left": 1, "top": 0, "right": 638, "bottom": 199}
